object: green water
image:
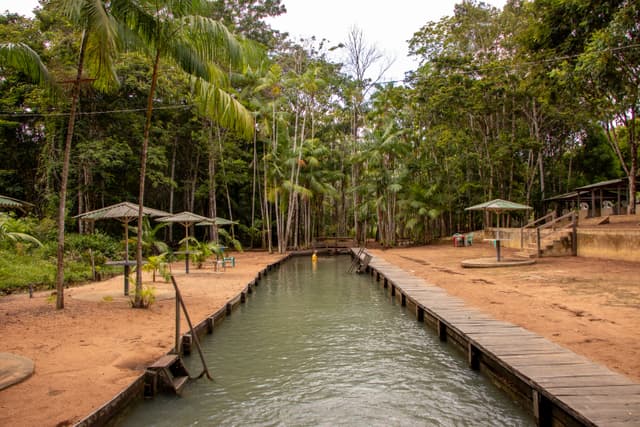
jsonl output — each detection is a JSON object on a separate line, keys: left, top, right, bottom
{"left": 119, "top": 256, "right": 534, "bottom": 426}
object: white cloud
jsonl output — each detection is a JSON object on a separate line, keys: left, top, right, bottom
{"left": 268, "top": 0, "right": 506, "bottom": 81}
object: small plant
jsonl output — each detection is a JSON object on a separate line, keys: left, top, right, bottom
{"left": 102, "top": 295, "right": 113, "bottom": 302}
{"left": 142, "top": 253, "right": 171, "bottom": 282}
{"left": 130, "top": 285, "right": 156, "bottom": 308}
{"left": 178, "top": 236, "right": 213, "bottom": 268}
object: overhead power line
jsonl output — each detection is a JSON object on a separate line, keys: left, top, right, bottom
{"left": 0, "top": 103, "right": 193, "bottom": 118}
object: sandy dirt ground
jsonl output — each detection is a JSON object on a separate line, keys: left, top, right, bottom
{"left": 0, "top": 251, "right": 285, "bottom": 427}
{"left": 369, "top": 244, "right": 640, "bottom": 383}
{"left": 1, "top": 245, "right": 639, "bottom": 426}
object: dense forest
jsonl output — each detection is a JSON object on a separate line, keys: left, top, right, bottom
{"left": 1, "top": 0, "right": 638, "bottom": 299}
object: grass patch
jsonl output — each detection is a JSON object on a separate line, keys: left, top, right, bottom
{"left": 0, "top": 252, "right": 55, "bottom": 292}
{"left": 0, "top": 250, "right": 122, "bottom": 294}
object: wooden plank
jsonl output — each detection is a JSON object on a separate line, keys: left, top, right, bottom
{"left": 148, "top": 354, "right": 178, "bottom": 369}
{"left": 535, "top": 373, "right": 636, "bottom": 388}
{"left": 546, "top": 384, "right": 640, "bottom": 396}
{"left": 499, "top": 353, "right": 590, "bottom": 367}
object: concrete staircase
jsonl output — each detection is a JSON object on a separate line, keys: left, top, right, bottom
{"left": 517, "top": 227, "right": 575, "bottom": 258}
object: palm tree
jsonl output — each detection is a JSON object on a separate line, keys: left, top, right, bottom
{"left": 0, "top": 213, "right": 43, "bottom": 248}
{"left": 110, "top": 0, "right": 256, "bottom": 307}
{"left": 52, "top": 0, "right": 119, "bottom": 309}
{"left": 0, "top": 42, "right": 51, "bottom": 85}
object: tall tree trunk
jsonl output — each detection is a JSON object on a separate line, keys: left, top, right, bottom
{"left": 207, "top": 120, "right": 218, "bottom": 242}
{"left": 55, "top": 29, "right": 88, "bottom": 310}
{"left": 135, "top": 49, "right": 162, "bottom": 308}
{"left": 216, "top": 126, "right": 235, "bottom": 239}
{"left": 188, "top": 148, "right": 200, "bottom": 212}
{"left": 251, "top": 117, "right": 257, "bottom": 248}
{"left": 168, "top": 138, "right": 177, "bottom": 242}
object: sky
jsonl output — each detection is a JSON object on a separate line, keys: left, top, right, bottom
{"left": 3, "top": 0, "right": 507, "bottom": 81}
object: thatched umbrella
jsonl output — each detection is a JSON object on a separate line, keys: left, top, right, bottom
{"left": 465, "top": 199, "right": 532, "bottom": 261}
{"left": 75, "top": 202, "right": 169, "bottom": 261}
{"left": 156, "top": 211, "right": 211, "bottom": 273}
{"left": 74, "top": 202, "right": 169, "bottom": 294}
{"left": 465, "top": 198, "right": 532, "bottom": 234}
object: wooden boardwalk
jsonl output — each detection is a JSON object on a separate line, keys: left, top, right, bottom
{"left": 358, "top": 251, "right": 639, "bottom": 427}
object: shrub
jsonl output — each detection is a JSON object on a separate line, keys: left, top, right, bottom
{"left": 64, "top": 232, "right": 120, "bottom": 260}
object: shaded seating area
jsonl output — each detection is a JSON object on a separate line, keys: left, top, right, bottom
{"left": 452, "top": 232, "right": 474, "bottom": 247}
{"left": 544, "top": 177, "right": 640, "bottom": 218}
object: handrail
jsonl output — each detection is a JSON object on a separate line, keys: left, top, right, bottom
{"left": 170, "top": 275, "right": 213, "bottom": 381}
{"left": 535, "top": 211, "right": 577, "bottom": 257}
{"left": 520, "top": 212, "right": 556, "bottom": 248}
{"left": 538, "top": 210, "right": 576, "bottom": 231}
{"left": 522, "top": 211, "right": 556, "bottom": 229}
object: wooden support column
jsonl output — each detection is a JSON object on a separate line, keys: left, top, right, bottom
{"left": 383, "top": 277, "right": 388, "bottom": 288}
{"left": 391, "top": 285, "right": 395, "bottom": 296}
{"left": 241, "top": 291, "right": 246, "bottom": 303}
{"left": 468, "top": 342, "right": 480, "bottom": 370}
{"left": 437, "top": 320, "right": 447, "bottom": 342}
{"left": 206, "top": 317, "right": 214, "bottom": 334}
{"left": 182, "top": 333, "right": 192, "bottom": 355}
{"left": 416, "top": 306, "right": 424, "bottom": 322}
{"left": 401, "top": 293, "right": 406, "bottom": 307}
{"left": 533, "top": 390, "right": 552, "bottom": 427}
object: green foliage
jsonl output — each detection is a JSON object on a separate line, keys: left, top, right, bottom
{"left": 142, "top": 253, "right": 171, "bottom": 282}
{"left": 129, "top": 285, "right": 156, "bottom": 309}
{"left": 0, "top": 213, "right": 43, "bottom": 250}
{"left": 217, "top": 228, "right": 243, "bottom": 252}
{"left": 0, "top": 249, "right": 99, "bottom": 293}
{"left": 129, "top": 217, "right": 169, "bottom": 257}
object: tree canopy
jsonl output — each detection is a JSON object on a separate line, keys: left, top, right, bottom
{"left": 1, "top": 0, "right": 637, "bottom": 260}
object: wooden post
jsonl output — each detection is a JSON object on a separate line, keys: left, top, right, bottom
{"left": 468, "top": 343, "right": 480, "bottom": 370}
{"left": 175, "top": 291, "right": 181, "bottom": 355}
{"left": 417, "top": 306, "right": 424, "bottom": 322}
{"left": 437, "top": 320, "right": 447, "bottom": 342}
{"left": 572, "top": 212, "right": 578, "bottom": 256}
{"left": 533, "top": 390, "right": 552, "bottom": 427}
{"left": 536, "top": 228, "right": 542, "bottom": 257}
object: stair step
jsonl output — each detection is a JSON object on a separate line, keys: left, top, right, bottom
{"left": 149, "top": 354, "right": 179, "bottom": 369}
{"left": 173, "top": 376, "right": 189, "bottom": 395}
{"left": 515, "top": 251, "right": 536, "bottom": 259}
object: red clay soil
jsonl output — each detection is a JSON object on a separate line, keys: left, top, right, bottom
{"left": 1, "top": 245, "right": 639, "bottom": 426}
